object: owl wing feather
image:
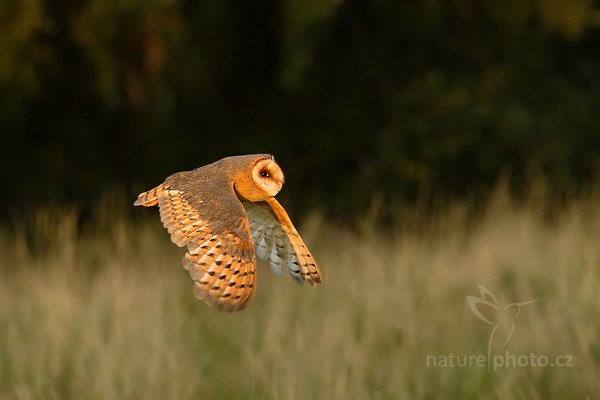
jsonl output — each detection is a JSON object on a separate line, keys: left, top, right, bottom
{"left": 243, "top": 198, "right": 322, "bottom": 286}
{"left": 135, "top": 172, "right": 257, "bottom": 312}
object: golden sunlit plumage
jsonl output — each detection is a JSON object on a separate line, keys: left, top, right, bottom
{"left": 134, "top": 154, "right": 322, "bottom": 312}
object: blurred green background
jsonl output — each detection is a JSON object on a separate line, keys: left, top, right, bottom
{"left": 2, "top": 0, "right": 600, "bottom": 219}
{"left": 2, "top": 2, "right": 600, "bottom": 398}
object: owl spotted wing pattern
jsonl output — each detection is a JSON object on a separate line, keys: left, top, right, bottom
{"left": 136, "top": 174, "right": 257, "bottom": 312}
{"left": 243, "top": 198, "right": 322, "bottom": 286}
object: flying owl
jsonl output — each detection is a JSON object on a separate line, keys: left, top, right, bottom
{"left": 134, "top": 154, "right": 322, "bottom": 312}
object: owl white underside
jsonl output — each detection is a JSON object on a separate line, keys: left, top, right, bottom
{"left": 243, "top": 202, "right": 304, "bottom": 284}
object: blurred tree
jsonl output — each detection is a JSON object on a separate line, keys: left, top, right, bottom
{"left": 1, "top": 0, "right": 599, "bottom": 221}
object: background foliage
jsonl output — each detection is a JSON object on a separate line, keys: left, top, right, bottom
{"left": 2, "top": 2, "right": 600, "bottom": 398}
{"left": 1, "top": 0, "right": 600, "bottom": 218}
{"left": 1, "top": 191, "right": 599, "bottom": 399}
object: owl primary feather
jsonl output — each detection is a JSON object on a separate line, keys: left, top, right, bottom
{"left": 134, "top": 154, "right": 322, "bottom": 312}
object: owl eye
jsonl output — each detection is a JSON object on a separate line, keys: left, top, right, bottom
{"left": 260, "top": 170, "right": 270, "bottom": 178}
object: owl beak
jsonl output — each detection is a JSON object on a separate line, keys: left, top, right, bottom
{"left": 271, "top": 180, "right": 283, "bottom": 194}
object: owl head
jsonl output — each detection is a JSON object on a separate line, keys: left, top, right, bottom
{"left": 227, "top": 154, "right": 285, "bottom": 202}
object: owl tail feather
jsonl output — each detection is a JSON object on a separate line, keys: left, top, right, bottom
{"left": 134, "top": 184, "right": 166, "bottom": 207}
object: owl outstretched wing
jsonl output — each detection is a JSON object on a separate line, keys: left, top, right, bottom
{"left": 243, "top": 198, "right": 322, "bottom": 286}
{"left": 134, "top": 172, "right": 257, "bottom": 312}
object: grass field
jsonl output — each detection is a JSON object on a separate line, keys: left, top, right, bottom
{"left": 1, "top": 190, "right": 599, "bottom": 399}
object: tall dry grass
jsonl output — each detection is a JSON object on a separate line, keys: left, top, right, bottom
{"left": 0, "top": 190, "right": 599, "bottom": 399}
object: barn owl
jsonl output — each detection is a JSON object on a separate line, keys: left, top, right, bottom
{"left": 134, "top": 154, "right": 322, "bottom": 312}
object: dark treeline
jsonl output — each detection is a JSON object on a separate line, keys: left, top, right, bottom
{"left": 1, "top": 0, "right": 600, "bottom": 220}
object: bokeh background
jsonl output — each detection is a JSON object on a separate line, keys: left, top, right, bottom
{"left": 2, "top": 0, "right": 600, "bottom": 218}
{"left": 2, "top": 1, "right": 600, "bottom": 399}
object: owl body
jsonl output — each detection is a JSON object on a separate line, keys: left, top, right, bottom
{"left": 134, "top": 154, "right": 321, "bottom": 312}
